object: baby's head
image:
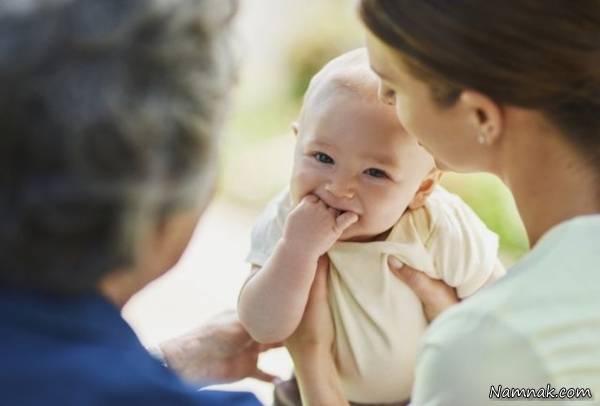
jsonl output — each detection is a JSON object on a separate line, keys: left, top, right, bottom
{"left": 290, "top": 48, "right": 438, "bottom": 242}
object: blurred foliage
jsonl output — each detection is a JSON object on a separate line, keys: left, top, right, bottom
{"left": 285, "top": 4, "right": 362, "bottom": 105}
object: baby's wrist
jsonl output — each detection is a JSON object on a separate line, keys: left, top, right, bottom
{"left": 279, "top": 235, "right": 323, "bottom": 263}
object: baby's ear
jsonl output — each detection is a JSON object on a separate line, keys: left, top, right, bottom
{"left": 408, "top": 168, "right": 443, "bottom": 210}
{"left": 291, "top": 122, "right": 299, "bottom": 137}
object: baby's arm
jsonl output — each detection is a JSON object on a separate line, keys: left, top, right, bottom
{"left": 238, "top": 195, "right": 357, "bottom": 343}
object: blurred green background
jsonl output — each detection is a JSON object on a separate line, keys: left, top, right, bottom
{"left": 219, "top": 0, "right": 529, "bottom": 264}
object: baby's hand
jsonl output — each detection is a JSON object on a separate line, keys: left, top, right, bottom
{"left": 282, "top": 194, "right": 358, "bottom": 259}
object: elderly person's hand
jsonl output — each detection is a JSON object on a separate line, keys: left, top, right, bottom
{"left": 159, "top": 310, "right": 281, "bottom": 386}
{"left": 387, "top": 257, "right": 460, "bottom": 322}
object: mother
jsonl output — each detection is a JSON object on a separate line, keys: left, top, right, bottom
{"left": 289, "top": 1, "right": 600, "bottom": 405}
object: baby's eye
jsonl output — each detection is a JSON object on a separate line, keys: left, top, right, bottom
{"left": 314, "top": 152, "right": 334, "bottom": 164}
{"left": 364, "top": 168, "right": 388, "bottom": 179}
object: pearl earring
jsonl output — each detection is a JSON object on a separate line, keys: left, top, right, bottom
{"left": 477, "top": 129, "right": 487, "bottom": 145}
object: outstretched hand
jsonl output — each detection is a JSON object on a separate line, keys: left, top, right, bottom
{"left": 160, "top": 309, "right": 281, "bottom": 385}
{"left": 388, "top": 257, "right": 459, "bottom": 322}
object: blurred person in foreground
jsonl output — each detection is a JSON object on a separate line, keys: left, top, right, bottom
{"left": 0, "top": 0, "right": 276, "bottom": 404}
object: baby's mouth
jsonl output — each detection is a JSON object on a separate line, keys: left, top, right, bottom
{"left": 315, "top": 193, "right": 359, "bottom": 218}
{"left": 325, "top": 204, "right": 342, "bottom": 216}
{"left": 324, "top": 204, "right": 354, "bottom": 219}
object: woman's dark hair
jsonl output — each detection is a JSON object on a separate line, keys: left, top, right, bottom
{"left": 0, "top": 0, "right": 237, "bottom": 293}
{"left": 360, "top": 0, "right": 600, "bottom": 165}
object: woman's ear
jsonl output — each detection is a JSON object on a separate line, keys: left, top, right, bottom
{"left": 408, "top": 169, "right": 442, "bottom": 210}
{"left": 459, "top": 90, "right": 503, "bottom": 146}
{"left": 291, "top": 122, "right": 299, "bottom": 137}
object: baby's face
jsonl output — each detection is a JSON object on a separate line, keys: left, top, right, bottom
{"left": 291, "top": 90, "right": 435, "bottom": 242}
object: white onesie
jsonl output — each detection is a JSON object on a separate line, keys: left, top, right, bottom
{"left": 247, "top": 186, "right": 505, "bottom": 404}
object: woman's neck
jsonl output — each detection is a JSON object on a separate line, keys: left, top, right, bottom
{"left": 499, "top": 109, "right": 600, "bottom": 247}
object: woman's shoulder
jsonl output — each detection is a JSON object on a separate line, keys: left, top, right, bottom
{"left": 415, "top": 215, "right": 600, "bottom": 401}
{"left": 422, "top": 274, "right": 519, "bottom": 345}
{"left": 426, "top": 211, "right": 600, "bottom": 341}
{"left": 412, "top": 295, "right": 552, "bottom": 405}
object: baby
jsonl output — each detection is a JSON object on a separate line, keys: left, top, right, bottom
{"left": 238, "top": 49, "right": 505, "bottom": 405}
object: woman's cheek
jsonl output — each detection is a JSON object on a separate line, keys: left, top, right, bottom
{"left": 393, "top": 96, "right": 425, "bottom": 138}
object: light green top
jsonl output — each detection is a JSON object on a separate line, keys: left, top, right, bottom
{"left": 412, "top": 215, "right": 600, "bottom": 406}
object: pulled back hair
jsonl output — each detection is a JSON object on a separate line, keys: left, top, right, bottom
{"left": 0, "top": 0, "right": 237, "bottom": 293}
{"left": 360, "top": 0, "right": 600, "bottom": 166}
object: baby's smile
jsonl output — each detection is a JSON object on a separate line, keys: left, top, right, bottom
{"left": 326, "top": 205, "right": 346, "bottom": 218}
{"left": 314, "top": 193, "right": 360, "bottom": 218}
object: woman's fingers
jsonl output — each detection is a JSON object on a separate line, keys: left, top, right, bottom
{"left": 387, "top": 256, "right": 459, "bottom": 322}
{"left": 285, "top": 255, "right": 334, "bottom": 352}
{"left": 316, "top": 254, "right": 330, "bottom": 274}
{"left": 307, "top": 255, "right": 330, "bottom": 310}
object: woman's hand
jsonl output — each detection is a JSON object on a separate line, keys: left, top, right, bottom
{"left": 285, "top": 255, "right": 349, "bottom": 406}
{"left": 388, "top": 257, "right": 460, "bottom": 322}
{"left": 159, "top": 310, "right": 281, "bottom": 385}
{"left": 285, "top": 255, "right": 334, "bottom": 354}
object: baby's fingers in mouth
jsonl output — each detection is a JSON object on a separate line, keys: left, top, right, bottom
{"left": 327, "top": 207, "right": 341, "bottom": 217}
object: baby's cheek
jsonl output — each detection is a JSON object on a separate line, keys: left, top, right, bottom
{"left": 367, "top": 195, "right": 408, "bottom": 230}
{"left": 358, "top": 212, "right": 384, "bottom": 236}
{"left": 290, "top": 168, "right": 318, "bottom": 204}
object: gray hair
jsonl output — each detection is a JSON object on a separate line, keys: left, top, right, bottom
{"left": 0, "top": 0, "right": 238, "bottom": 292}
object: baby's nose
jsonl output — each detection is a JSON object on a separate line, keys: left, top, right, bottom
{"left": 325, "top": 180, "right": 355, "bottom": 199}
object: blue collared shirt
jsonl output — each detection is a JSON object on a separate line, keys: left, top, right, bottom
{"left": 0, "top": 289, "right": 261, "bottom": 405}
